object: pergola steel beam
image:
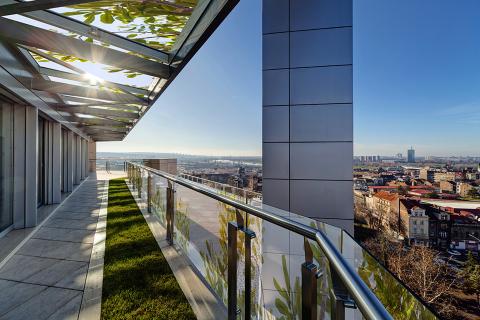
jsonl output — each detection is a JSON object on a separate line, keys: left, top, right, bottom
{"left": 87, "top": 132, "right": 127, "bottom": 138}
{"left": 56, "top": 106, "right": 139, "bottom": 119}
{"left": 82, "top": 125, "right": 128, "bottom": 133}
{"left": 21, "top": 9, "right": 169, "bottom": 63}
{"left": 0, "top": 17, "right": 170, "bottom": 78}
{"left": 94, "top": 137, "right": 124, "bottom": 141}
{"left": 91, "top": 133, "right": 125, "bottom": 137}
{"left": 66, "top": 116, "right": 129, "bottom": 127}
{"left": 55, "top": 95, "right": 145, "bottom": 107}
{"left": 51, "top": 101, "right": 143, "bottom": 112}
{"left": 31, "top": 78, "right": 144, "bottom": 104}
{"left": 92, "top": 133, "right": 124, "bottom": 138}
{"left": 0, "top": 0, "right": 93, "bottom": 16}
{"left": 24, "top": 45, "right": 86, "bottom": 75}
{"left": 87, "top": 130, "right": 126, "bottom": 136}
{"left": 24, "top": 50, "right": 147, "bottom": 100}
{"left": 39, "top": 67, "right": 149, "bottom": 96}
{"left": 0, "top": 64, "right": 90, "bottom": 138}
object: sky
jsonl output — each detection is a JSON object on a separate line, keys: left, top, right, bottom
{"left": 98, "top": 0, "right": 480, "bottom": 157}
{"left": 97, "top": 0, "right": 262, "bottom": 156}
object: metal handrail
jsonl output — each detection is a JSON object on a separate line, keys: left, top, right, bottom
{"left": 127, "top": 161, "right": 393, "bottom": 320}
{"left": 179, "top": 172, "right": 262, "bottom": 200}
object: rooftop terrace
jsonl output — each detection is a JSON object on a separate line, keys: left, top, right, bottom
{"left": 0, "top": 0, "right": 442, "bottom": 319}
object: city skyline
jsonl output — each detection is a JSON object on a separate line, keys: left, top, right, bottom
{"left": 96, "top": 0, "right": 480, "bottom": 157}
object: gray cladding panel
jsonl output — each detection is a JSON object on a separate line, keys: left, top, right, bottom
{"left": 263, "top": 143, "right": 289, "bottom": 179}
{"left": 290, "top": 104, "right": 352, "bottom": 141}
{"left": 290, "top": 142, "right": 352, "bottom": 180}
{"left": 263, "top": 32, "right": 289, "bottom": 70}
{"left": 290, "top": 66, "right": 352, "bottom": 105}
{"left": 263, "top": 106, "right": 289, "bottom": 142}
{"left": 290, "top": 180, "right": 353, "bottom": 220}
{"left": 262, "top": 179, "right": 289, "bottom": 211}
{"left": 262, "top": 0, "right": 289, "bottom": 34}
{"left": 263, "top": 69, "right": 289, "bottom": 106}
{"left": 290, "top": 28, "right": 352, "bottom": 68}
{"left": 316, "top": 218, "right": 354, "bottom": 234}
{"left": 261, "top": 0, "right": 353, "bottom": 227}
{"left": 290, "top": 0, "right": 352, "bottom": 31}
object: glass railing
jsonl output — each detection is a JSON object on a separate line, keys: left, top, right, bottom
{"left": 94, "top": 158, "right": 142, "bottom": 172}
{"left": 126, "top": 162, "right": 438, "bottom": 320}
{"left": 179, "top": 172, "right": 262, "bottom": 203}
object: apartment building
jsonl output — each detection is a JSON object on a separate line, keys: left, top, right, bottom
{"left": 408, "top": 207, "right": 429, "bottom": 245}
{"left": 419, "top": 168, "right": 435, "bottom": 182}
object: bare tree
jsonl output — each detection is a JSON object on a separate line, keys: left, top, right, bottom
{"left": 363, "top": 236, "right": 457, "bottom": 317}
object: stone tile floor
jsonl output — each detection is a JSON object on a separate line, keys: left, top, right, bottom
{"left": 0, "top": 174, "right": 111, "bottom": 320}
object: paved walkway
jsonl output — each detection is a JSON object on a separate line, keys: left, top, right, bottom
{"left": 0, "top": 176, "right": 109, "bottom": 320}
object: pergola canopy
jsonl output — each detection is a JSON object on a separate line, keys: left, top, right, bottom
{"left": 0, "top": 0, "right": 237, "bottom": 141}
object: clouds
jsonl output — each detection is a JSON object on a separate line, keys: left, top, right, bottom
{"left": 438, "top": 102, "right": 480, "bottom": 124}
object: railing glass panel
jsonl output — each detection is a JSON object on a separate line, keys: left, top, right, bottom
{"left": 174, "top": 183, "right": 231, "bottom": 305}
{"left": 151, "top": 174, "right": 168, "bottom": 227}
{"left": 127, "top": 162, "right": 438, "bottom": 320}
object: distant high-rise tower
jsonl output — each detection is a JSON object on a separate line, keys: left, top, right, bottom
{"left": 407, "top": 147, "right": 415, "bottom": 163}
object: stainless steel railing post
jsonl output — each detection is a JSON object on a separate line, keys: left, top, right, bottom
{"left": 227, "top": 221, "right": 239, "bottom": 320}
{"left": 147, "top": 174, "right": 152, "bottom": 213}
{"left": 228, "top": 211, "right": 255, "bottom": 320}
{"left": 166, "top": 180, "right": 174, "bottom": 245}
{"left": 243, "top": 226, "right": 255, "bottom": 319}
{"left": 137, "top": 168, "right": 142, "bottom": 198}
{"left": 302, "top": 238, "right": 319, "bottom": 320}
{"left": 329, "top": 265, "right": 357, "bottom": 320}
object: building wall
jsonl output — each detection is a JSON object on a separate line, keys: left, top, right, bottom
{"left": 419, "top": 169, "right": 435, "bottom": 182}
{"left": 0, "top": 98, "right": 90, "bottom": 236}
{"left": 88, "top": 141, "right": 96, "bottom": 172}
{"left": 434, "top": 172, "right": 456, "bottom": 183}
{"left": 262, "top": 0, "right": 353, "bottom": 232}
{"left": 439, "top": 180, "right": 455, "bottom": 193}
{"left": 409, "top": 216, "right": 429, "bottom": 241}
{"left": 458, "top": 182, "right": 474, "bottom": 197}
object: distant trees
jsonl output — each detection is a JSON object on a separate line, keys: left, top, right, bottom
{"left": 397, "top": 185, "right": 410, "bottom": 196}
{"left": 363, "top": 236, "right": 457, "bottom": 317}
{"left": 354, "top": 199, "right": 385, "bottom": 231}
{"left": 467, "top": 188, "right": 480, "bottom": 199}
{"left": 426, "top": 191, "right": 440, "bottom": 199}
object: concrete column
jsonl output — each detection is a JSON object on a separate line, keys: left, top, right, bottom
{"left": 88, "top": 141, "right": 96, "bottom": 172}
{"left": 52, "top": 122, "right": 61, "bottom": 203}
{"left": 25, "top": 105, "right": 37, "bottom": 227}
{"left": 62, "top": 129, "right": 68, "bottom": 192}
{"left": 84, "top": 139, "right": 88, "bottom": 176}
{"left": 75, "top": 135, "right": 81, "bottom": 184}
{"left": 13, "top": 104, "right": 26, "bottom": 229}
{"left": 80, "top": 139, "right": 85, "bottom": 179}
{"left": 262, "top": 0, "right": 353, "bottom": 232}
{"left": 82, "top": 139, "right": 87, "bottom": 178}
{"left": 66, "top": 130, "right": 74, "bottom": 192}
{"left": 46, "top": 121, "right": 53, "bottom": 204}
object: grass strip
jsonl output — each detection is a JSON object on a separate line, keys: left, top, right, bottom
{"left": 101, "top": 178, "right": 195, "bottom": 320}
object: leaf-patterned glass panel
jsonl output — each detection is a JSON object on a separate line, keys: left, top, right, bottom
{"left": 150, "top": 175, "right": 168, "bottom": 227}
{"left": 174, "top": 183, "right": 229, "bottom": 305}
{"left": 51, "top": 0, "right": 198, "bottom": 52}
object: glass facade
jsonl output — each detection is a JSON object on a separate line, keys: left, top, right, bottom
{"left": 0, "top": 103, "right": 13, "bottom": 233}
